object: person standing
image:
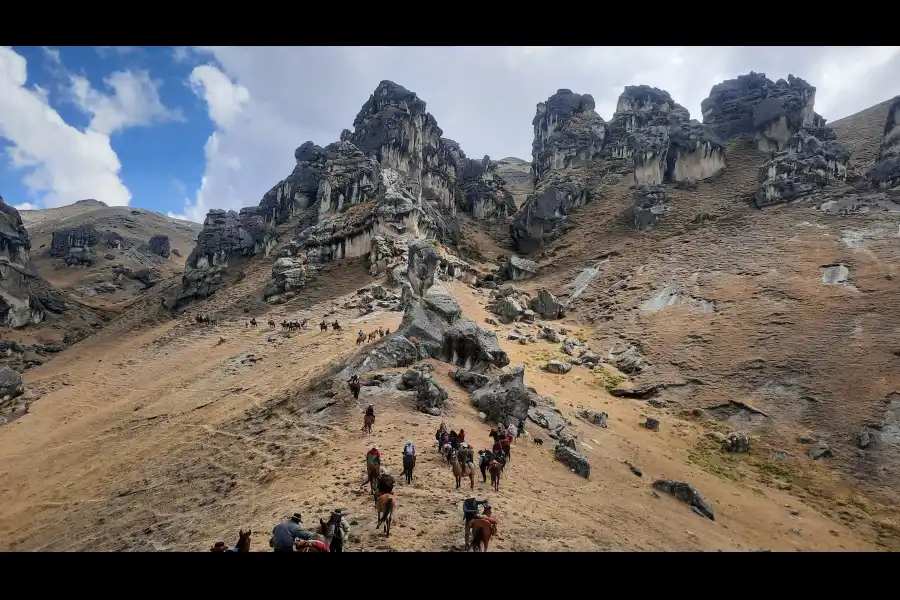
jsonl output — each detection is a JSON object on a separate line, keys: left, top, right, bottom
{"left": 328, "top": 509, "right": 351, "bottom": 552}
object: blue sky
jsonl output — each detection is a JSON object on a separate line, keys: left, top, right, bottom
{"left": 2, "top": 46, "right": 898, "bottom": 223}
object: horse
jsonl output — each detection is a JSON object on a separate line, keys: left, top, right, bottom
{"left": 442, "top": 442, "right": 453, "bottom": 464}
{"left": 332, "top": 321, "right": 342, "bottom": 331}
{"left": 350, "top": 381, "right": 362, "bottom": 400}
{"left": 470, "top": 518, "right": 496, "bottom": 552}
{"left": 356, "top": 332, "right": 366, "bottom": 346}
{"left": 195, "top": 314, "right": 206, "bottom": 324}
{"left": 366, "top": 462, "right": 381, "bottom": 493}
{"left": 367, "top": 331, "right": 377, "bottom": 343}
{"left": 489, "top": 459, "right": 503, "bottom": 492}
{"left": 363, "top": 412, "right": 374, "bottom": 434}
{"left": 374, "top": 492, "right": 394, "bottom": 537}
{"left": 402, "top": 453, "right": 416, "bottom": 484}
{"left": 301, "top": 318, "right": 309, "bottom": 330}
{"left": 450, "top": 451, "right": 475, "bottom": 490}
{"left": 235, "top": 528, "right": 252, "bottom": 552}
{"left": 268, "top": 319, "right": 276, "bottom": 329}
{"left": 320, "top": 320, "right": 328, "bottom": 332}
{"left": 249, "top": 318, "right": 257, "bottom": 327}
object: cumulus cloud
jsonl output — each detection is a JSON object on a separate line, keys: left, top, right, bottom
{"left": 12, "top": 202, "right": 39, "bottom": 211}
{"left": 0, "top": 46, "right": 182, "bottom": 209}
{"left": 69, "top": 70, "right": 184, "bottom": 136}
{"left": 179, "top": 46, "right": 900, "bottom": 223}
{"left": 0, "top": 46, "right": 130, "bottom": 208}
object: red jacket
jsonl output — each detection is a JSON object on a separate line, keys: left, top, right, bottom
{"left": 367, "top": 449, "right": 381, "bottom": 461}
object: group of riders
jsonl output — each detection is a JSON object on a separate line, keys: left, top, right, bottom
{"left": 209, "top": 509, "right": 352, "bottom": 553}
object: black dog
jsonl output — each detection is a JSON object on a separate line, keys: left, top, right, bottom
{"left": 533, "top": 438, "right": 544, "bottom": 446}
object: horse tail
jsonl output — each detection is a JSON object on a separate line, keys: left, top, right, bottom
{"left": 472, "top": 525, "right": 484, "bottom": 550}
{"left": 378, "top": 497, "right": 394, "bottom": 527}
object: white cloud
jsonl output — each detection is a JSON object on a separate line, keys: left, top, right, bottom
{"left": 12, "top": 202, "right": 39, "bottom": 211}
{"left": 0, "top": 46, "right": 184, "bottom": 210}
{"left": 188, "top": 65, "right": 249, "bottom": 129}
{"left": 68, "top": 70, "right": 184, "bottom": 136}
{"left": 0, "top": 46, "right": 131, "bottom": 208}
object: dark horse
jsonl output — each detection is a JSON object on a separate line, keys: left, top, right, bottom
{"left": 402, "top": 453, "right": 416, "bottom": 484}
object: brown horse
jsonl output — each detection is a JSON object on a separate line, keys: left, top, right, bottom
{"left": 363, "top": 413, "right": 374, "bottom": 435}
{"left": 442, "top": 442, "right": 453, "bottom": 463}
{"left": 320, "top": 320, "right": 328, "bottom": 332}
{"left": 489, "top": 460, "right": 503, "bottom": 492}
{"left": 366, "top": 463, "right": 381, "bottom": 493}
{"left": 450, "top": 451, "right": 474, "bottom": 489}
{"left": 332, "top": 321, "right": 342, "bottom": 331}
{"left": 469, "top": 518, "right": 497, "bottom": 552}
{"left": 356, "top": 332, "right": 366, "bottom": 346}
{"left": 367, "top": 331, "right": 377, "bottom": 343}
{"left": 374, "top": 492, "right": 394, "bottom": 537}
{"left": 236, "top": 528, "right": 252, "bottom": 552}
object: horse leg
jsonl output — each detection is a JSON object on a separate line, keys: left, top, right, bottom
{"left": 469, "top": 471, "right": 474, "bottom": 489}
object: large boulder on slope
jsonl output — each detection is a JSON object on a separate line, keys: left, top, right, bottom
{"left": 866, "top": 96, "right": 900, "bottom": 189}
{"left": 470, "top": 365, "right": 533, "bottom": 426}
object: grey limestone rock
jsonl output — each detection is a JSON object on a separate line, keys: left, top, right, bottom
{"left": 529, "top": 288, "right": 563, "bottom": 320}
{"left": 652, "top": 479, "right": 714, "bottom": 520}
{"left": 866, "top": 96, "right": 900, "bottom": 189}
{"left": 631, "top": 184, "right": 667, "bottom": 230}
{"left": 554, "top": 444, "right": 591, "bottom": 478}
{"left": 148, "top": 235, "right": 170, "bottom": 258}
{"left": 0, "top": 197, "right": 45, "bottom": 328}
{"left": 51, "top": 225, "right": 98, "bottom": 257}
{"left": 531, "top": 89, "right": 607, "bottom": 184}
{"left": 544, "top": 360, "right": 572, "bottom": 375}
{"left": 470, "top": 365, "right": 532, "bottom": 426}
{"left": 449, "top": 367, "right": 490, "bottom": 391}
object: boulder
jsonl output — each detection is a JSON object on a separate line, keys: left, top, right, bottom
{"left": 577, "top": 409, "right": 608, "bottom": 428}
{"left": 470, "top": 365, "right": 533, "bottom": 426}
{"left": 406, "top": 238, "right": 440, "bottom": 298}
{"left": 808, "top": 442, "right": 833, "bottom": 460}
{"left": 50, "top": 225, "right": 98, "bottom": 257}
{"left": 554, "top": 444, "right": 591, "bottom": 478}
{"left": 0, "top": 365, "right": 24, "bottom": 403}
{"left": 539, "top": 326, "right": 561, "bottom": 343}
{"left": 265, "top": 257, "right": 310, "bottom": 299}
{"left": 755, "top": 129, "right": 850, "bottom": 207}
{"left": 148, "top": 235, "right": 171, "bottom": 258}
{"left": 529, "top": 288, "right": 563, "bottom": 320}
{"left": 416, "top": 373, "right": 448, "bottom": 414}
{"left": 449, "top": 368, "right": 490, "bottom": 391}
{"left": 527, "top": 407, "right": 566, "bottom": 433}
{"left": 866, "top": 96, "right": 900, "bottom": 189}
{"left": 631, "top": 185, "right": 667, "bottom": 230}
{"left": 457, "top": 154, "right": 517, "bottom": 220}
{"left": 652, "top": 479, "right": 715, "bottom": 520}
{"left": 544, "top": 360, "right": 572, "bottom": 375}
{"left": 722, "top": 431, "right": 750, "bottom": 453}
{"left": 701, "top": 72, "right": 822, "bottom": 152}
{"left": 510, "top": 171, "right": 588, "bottom": 253}
{"left": 607, "top": 341, "right": 645, "bottom": 374}
{"left": 494, "top": 297, "right": 523, "bottom": 324}
{"left": 501, "top": 255, "right": 539, "bottom": 281}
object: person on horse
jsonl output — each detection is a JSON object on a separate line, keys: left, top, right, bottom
{"left": 449, "top": 430, "right": 459, "bottom": 450}
{"left": 501, "top": 433, "right": 512, "bottom": 462}
{"left": 492, "top": 439, "right": 503, "bottom": 456}
{"left": 365, "top": 403, "right": 375, "bottom": 422}
{"left": 270, "top": 512, "right": 312, "bottom": 552}
{"left": 459, "top": 442, "right": 474, "bottom": 470}
{"left": 462, "top": 497, "right": 490, "bottom": 546}
{"left": 327, "top": 509, "right": 351, "bottom": 553}
{"left": 478, "top": 449, "right": 492, "bottom": 482}
{"left": 366, "top": 446, "right": 382, "bottom": 468}
{"left": 349, "top": 376, "right": 361, "bottom": 400}
{"left": 403, "top": 440, "right": 416, "bottom": 457}
{"left": 506, "top": 421, "right": 518, "bottom": 439}
{"left": 458, "top": 429, "right": 466, "bottom": 443}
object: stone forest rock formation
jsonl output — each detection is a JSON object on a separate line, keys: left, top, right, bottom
{"left": 0, "top": 196, "right": 44, "bottom": 328}
{"left": 866, "top": 96, "right": 900, "bottom": 189}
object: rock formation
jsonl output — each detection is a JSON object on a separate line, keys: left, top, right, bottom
{"left": 469, "top": 365, "right": 533, "bottom": 426}
{"left": 755, "top": 127, "right": 851, "bottom": 207}
{"left": 701, "top": 72, "right": 823, "bottom": 152}
{"left": 177, "top": 209, "right": 276, "bottom": 305}
{"left": 51, "top": 225, "right": 99, "bottom": 257}
{"left": 512, "top": 85, "right": 724, "bottom": 251}
{"left": 148, "top": 235, "right": 170, "bottom": 258}
{"left": 457, "top": 155, "right": 517, "bottom": 220}
{"left": 631, "top": 185, "right": 667, "bottom": 229}
{"left": 0, "top": 197, "right": 44, "bottom": 328}
{"left": 866, "top": 96, "right": 900, "bottom": 189}
{"left": 339, "top": 239, "right": 508, "bottom": 377}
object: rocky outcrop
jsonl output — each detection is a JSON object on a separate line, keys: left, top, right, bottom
{"left": 148, "top": 235, "right": 170, "bottom": 258}
{"left": 755, "top": 129, "right": 851, "bottom": 207}
{"left": 631, "top": 185, "right": 667, "bottom": 229}
{"left": 555, "top": 444, "right": 590, "bottom": 478}
{"left": 0, "top": 365, "right": 24, "bottom": 403}
{"left": 529, "top": 288, "right": 564, "bottom": 320}
{"left": 470, "top": 365, "right": 532, "bottom": 426}
{"left": 510, "top": 171, "right": 588, "bottom": 253}
{"left": 866, "top": 96, "right": 900, "bottom": 189}
{"left": 500, "top": 256, "right": 538, "bottom": 281}
{"left": 0, "top": 197, "right": 44, "bottom": 328}
{"left": 652, "top": 479, "right": 715, "bottom": 520}
{"left": 264, "top": 257, "right": 310, "bottom": 301}
{"left": 416, "top": 372, "right": 448, "bottom": 415}
{"left": 457, "top": 155, "right": 517, "bottom": 220}
{"left": 407, "top": 239, "right": 440, "bottom": 298}
{"left": 531, "top": 89, "right": 606, "bottom": 184}
{"left": 257, "top": 141, "right": 329, "bottom": 225}
{"left": 50, "top": 225, "right": 99, "bottom": 257}
{"left": 701, "top": 72, "right": 821, "bottom": 152}
{"left": 177, "top": 209, "right": 276, "bottom": 306}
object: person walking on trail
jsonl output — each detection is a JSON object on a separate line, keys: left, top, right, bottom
{"left": 328, "top": 509, "right": 351, "bottom": 552}
{"left": 401, "top": 440, "right": 416, "bottom": 479}
{"left": 270, "top": 512, "right": 312, "bottom": 552}
{"left": 365, "top": 404, "right": 375, "bottom": 421}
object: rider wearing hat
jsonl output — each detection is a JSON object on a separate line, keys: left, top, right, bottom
{"left": 270, "top": 512, "right": 312, "bottom": 552}
{"left": 328, "top": 509, "right": 351, "bottom": 552}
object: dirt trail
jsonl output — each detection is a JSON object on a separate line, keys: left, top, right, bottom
{"left": 0, "top": 270, "right": 874, "bottom": 550}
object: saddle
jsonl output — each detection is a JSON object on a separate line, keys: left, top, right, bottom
{"left": 295, "top": 539, "right": 330, "bottom": 552}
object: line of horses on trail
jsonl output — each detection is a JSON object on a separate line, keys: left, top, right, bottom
{"left": 272, "top": 319, "right": 309, "bottom": 331}
{"left": 356, "top": 327, "right": 389, "bottom": 346}
{"left": 195, "top": 313, "right": 220, "bottom": 326}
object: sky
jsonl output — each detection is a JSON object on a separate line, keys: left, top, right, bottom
{"left": 1, "top": 46, "right": 899, "bottom": 223}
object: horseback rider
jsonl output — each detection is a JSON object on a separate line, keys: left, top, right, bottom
{"left": 459, "top": 442, "right": 474, "bottom": 470}
{"left": 327, "top": 509, "right": 351, "bottom": 553}
{"left": 403, "top": 440, "right": 416, "bottom": 457}
{"left": 349, "top": 375, "right": 361, "bottom": 400}
{"left": 270, "top": 512, "right": 312, "bottom": 552}
{"left": 458, "top": 428, "right": 466, "bottom": 443}
{"left": 449, "top": 430, "right": 459, "bottom": 450}
{"left": 365, "top": 404, "right": 375, "bottom": 421}
{"left": 366, "top": 446, "right": 382, "bottom": 468}
{"left": 435, "top": 423, "right": 447, "bottom": 450}
{"left": 462, "top": 497, "right": 490, "bottom": 547}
